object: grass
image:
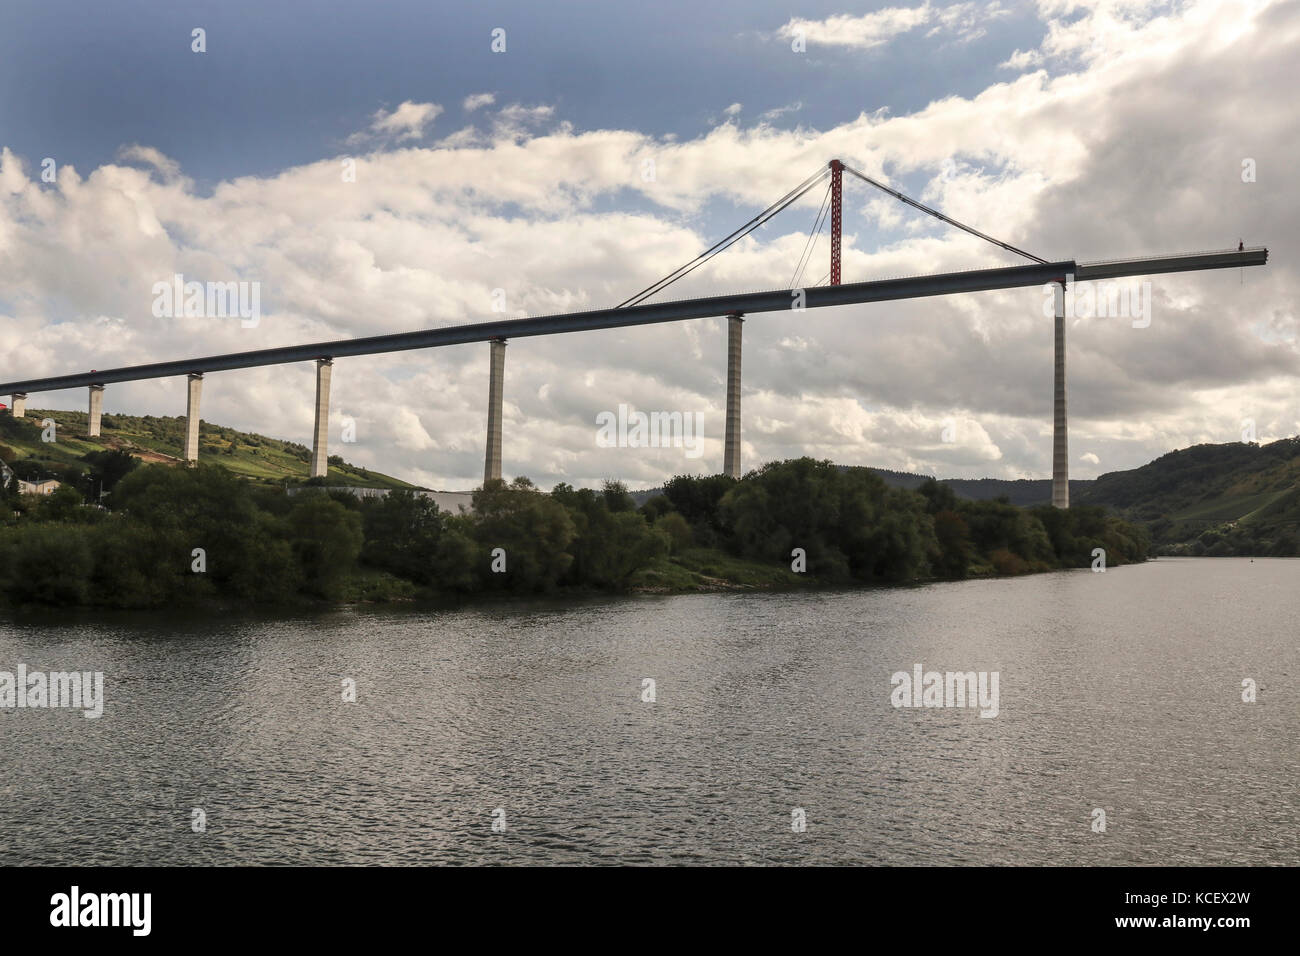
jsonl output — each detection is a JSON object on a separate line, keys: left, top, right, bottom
{"left": 0, "top": 408, "right": 416, "bottom": 489}
{"left": 1170, "top": 489, "right": 1285, "bottom": 524}
{"left": 627, "top": 547, "right": 811, "bottom": 592}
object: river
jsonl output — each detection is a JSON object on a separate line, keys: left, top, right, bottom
{"left": 1, "top": 557, "right": 1296, "bottom": 865}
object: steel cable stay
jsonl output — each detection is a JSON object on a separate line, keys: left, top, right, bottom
{"left": 838, "top": 161, "right": 1048, "bottom": 265}
{"left": 790, "top": 180, "right": 832, "bottom": 289}
{"left": 616, "top": 164, "right": 831, "bottom": 308}
{"left": 617, "top": 158, "right": 1045, "bottom": 312}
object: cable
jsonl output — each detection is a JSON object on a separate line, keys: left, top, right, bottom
{"left": 618, "top": 165, "right": 829, "bottom": 307}
{"left": 794, "top": 215, "right": 826, "bottom": 290}
{"left": 840, "top": 162, "right": 1047, "bottom": 264}
{"left": 617, "top": 165, "right": 831, "bottom": 308}
{"left": 790, "top": 181, "right": 831, "bottom": 287}
{"left": 790, "top": 181, "right": 832, "bottom": 289}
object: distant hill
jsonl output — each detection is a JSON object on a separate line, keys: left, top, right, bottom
{"left": 864, "top": 468, "right": 1095, "bottom": 506}
{"left": 0, "top": 408, "right": 416, "bottom": 490}
{"left": 1074, "top": 437, "right": 1300, "bottom": 555}
{"left": 632, "top": 468, "right": 1094, "bottom": 508}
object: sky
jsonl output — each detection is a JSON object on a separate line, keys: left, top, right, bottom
{"left": 0, "top": 0, "right": 1296, "bottom": 491}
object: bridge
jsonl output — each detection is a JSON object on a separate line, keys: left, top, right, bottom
{"left": 0, "top": 160, "right": 1269, "bottom": 507}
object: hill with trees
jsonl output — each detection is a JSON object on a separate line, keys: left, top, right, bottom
{"left": 1074, "top": 437, "right": 1300, "bottom": 556}
{"left": 865, "top": 468, "right": 1095, "bottom": 506}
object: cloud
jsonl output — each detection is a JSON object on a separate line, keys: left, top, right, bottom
{"left": 0, "top": 0, "right": 1295, "bottom": 490}
{"left": 777, "top": 5, "right": 934, "bottom": 50}
{"left": 463, "top": 93, "right": 496, "bottom": 112}
{"left": 999, "top": 49, "right": 1043, "bottom": 72}
{"left": 348, "top": 100, "right": 443, "bottom": 144}
{"left": 760, "top": 102, "right": 804, "bottom": 122}
{"left": 1079, "top": 452, "right": 1101, "bottom": 465}
{"left": 928, "top": 2, "right": 1011, "bottom": 44}
{"left": 776, "top": 2, "right": 1006, "bottom": 51}
{"left": 491, "top": 104, "right": 557, "bottom": 139}
{"left": 116, "top": 145, "right": 185, "bottom": 183}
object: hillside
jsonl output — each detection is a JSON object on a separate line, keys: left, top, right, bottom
{"left": 0, "top": 407, "right": 416, "bottom": 490}
{"left": 865, "top": 468, "right": 1095, "bottom": 506}
{"left": 633, "top": 469, "right": 1095, "bottom": 508}
{"left": 1074, "top": 437, "right": 1300, "bottom": 555}
{"left": 7, "top": 407, "right": 1294, "bottom": 557}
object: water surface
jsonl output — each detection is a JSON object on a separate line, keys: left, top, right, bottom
{"left": 1, "top": 557, "right": 1296, "bottom": 865}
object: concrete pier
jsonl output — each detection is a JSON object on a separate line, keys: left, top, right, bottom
{"left": 311, "top": 358, "right": 332, "bottom": 479}
{"left": 87, "top": 385, "right": 104, "bottom": 437}
{"left": 11, "top": 393, "right": 26, "bottom": 418}
{"left": 723, "top": 313, "right": 743, "bottom": 479}
{"left": 1052, "top": 280, "right": 1069, "bottom": 509}
{"left": 483, "top": 338, "right": 506, "bottom": 484}
{"left": 184, "top": 373, "right": 203, "bottom": 464}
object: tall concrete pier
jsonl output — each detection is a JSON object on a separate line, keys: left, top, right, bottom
{"left": 87, "top": 385, "right": 104, "bottom": 437}
{"left": 184, "top": 373, "right": 203, "bottom": 464}
{"left": 311, "top": 358, "right": 333, "bottom": 479}
{"left": 483, "top": 338, "right": 506, "bottom": 484}
{"left": 1052, "top": 280, "right": 1069, "bottom": 509}
{"left": 723, "top": 313, "right": 743, "bottom": 479}
{"left": 10, "top": 393, "right": 25, "bottom": 418}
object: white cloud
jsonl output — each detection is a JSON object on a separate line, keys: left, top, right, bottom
{"left": 776, "top": 2, "right": 1007, "bottom": 51}
{"left": 778, "top": 5, "right": 934, "bottom": 50}
{"left": 491, "top": 104, "right": 558, "bottom": 139}
{"left": 760, "top": 102, "right": 803, "bottom": 121}
{"left": 117, "top": 144, "right": 185, "bottom": 183}
{"left": 0, "top": 0, "right": 1295, "bottom": 490}
{"left": 928, "top": 1, "right": 1011, "bottom": 43}
{"left": 349, "top": 100, "right": 443, "bottom": 144}
{"left": 463, "top": 93, "right": 496, "bottom": 112}
{"left": 999, "top": 48, "right": 1045, "bottom": 70}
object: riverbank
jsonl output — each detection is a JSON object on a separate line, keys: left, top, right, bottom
{"left": 1, "top": 457, "right": 1151, "bottom": 612}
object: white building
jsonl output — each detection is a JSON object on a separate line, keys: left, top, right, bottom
{"left": 17, "top": 478, "right": 61, "bottom": 496}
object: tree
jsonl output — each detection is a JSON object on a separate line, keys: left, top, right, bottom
{"left": 918, "top": 478, "right": 959, "bottom": 515}
{"left": 472, "top": 477, "right": 575, "bottom": 591}
{"left": 661, "top": 473, "right": 736, "bottom": 546}
{"left": 30, "top": 484, "right": 87, "bottom": 523}
{"left": 81, "top": 449, "right": 140, "bottom": 497}
{"left": 717, "top": 458, "right": 935, "bottom": 582}
{"left": 654, "top": 512, "right": 692, "bottom": 554}
{"left": 286, "top": 493, "right": 364, "bottom": 598}
{"left": 359, "top": 490, "right": 476, "bottom": 591}
{"left": 932, "top": 509, "right": 973, "bottom": 578}
{"left": 601, "top": 480, "right": 636, "bottom": 513}
{"left": 552, "top": 484, "right": 667, "bottom": 587}
{"left": 0, "top": 524, "right": 93, "bottom": 606}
